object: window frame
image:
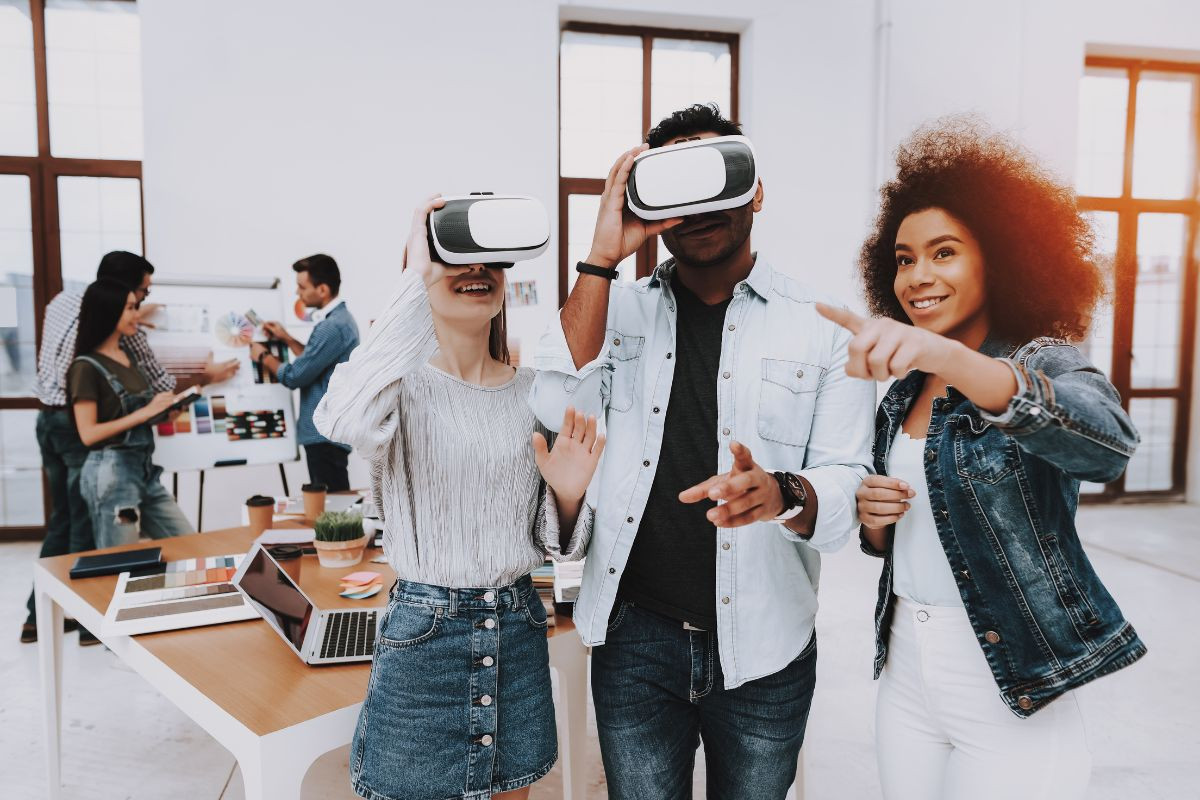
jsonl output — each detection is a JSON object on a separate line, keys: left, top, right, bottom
{"left": 1078, "top": 54, "right": 1200, "bottom": 501}
{"left": 0, "top": 0, "right": 145, "bottom": 538}
{"left": 557, "top": 21, "right": 740, "bottom": 306}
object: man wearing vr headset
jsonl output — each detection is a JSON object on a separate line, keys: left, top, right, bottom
{"left": 530, "top": 104, "right": 875, "bottom": 798}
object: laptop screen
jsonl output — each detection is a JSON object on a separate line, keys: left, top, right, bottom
{"left": 236, "top": 546, "right": 315, "bottom": 655}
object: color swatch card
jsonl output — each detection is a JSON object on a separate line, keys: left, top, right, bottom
{"left": 102, "top": 553, "right": 260, "bottom": 636}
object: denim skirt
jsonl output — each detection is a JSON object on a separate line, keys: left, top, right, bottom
{"left": 350, "top": 574, "right": 558, "bottom": 800}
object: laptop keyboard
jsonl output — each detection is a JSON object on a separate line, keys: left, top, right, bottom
{"left": 319, "top": 610, "right": 378, "bottom": 660}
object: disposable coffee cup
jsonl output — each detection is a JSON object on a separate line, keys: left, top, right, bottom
{"left": 246, "top": 495, "right": 274, "bottom": 535}
{"left": 301, "top": 483, "right": 327, "bottom": 521}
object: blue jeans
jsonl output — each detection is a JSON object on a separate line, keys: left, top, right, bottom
{"left": 81, "top": 446, "right": 193, "bottom": 548}
{"left": 25, "top": 409, "right": 93, "bottom": 625}
{"left": 592, "top": 601, "right": 817, "bottom": 800}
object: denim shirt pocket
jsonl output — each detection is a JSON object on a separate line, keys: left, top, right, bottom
{"left": 757, "top": 359, "right": 824, "bottom": 447}
{"left": 953, "top": 415, "right": 1019, "bottom": 484}
{"left": 602, "top": 329, "right": 644, "bottom": 413}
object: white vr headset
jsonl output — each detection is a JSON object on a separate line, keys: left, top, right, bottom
{"left": 626, "top": 135, "right": 758, "bottom": 221}
{"left": 428, "top": 193, "right": 550, "bottom": 266}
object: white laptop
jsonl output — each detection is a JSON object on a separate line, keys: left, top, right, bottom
{"left": 232, "top": 543, "right": 383, "bottom": 665}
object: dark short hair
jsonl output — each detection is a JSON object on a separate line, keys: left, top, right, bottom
{"left": 646, "top": 103, "right": 742, "bottom": 149}
{"left": 293, "top": 253, "right": 340, "bottom": 296}
{"left": 859, "top": 116, "right": 1104, "bottom": 343}
{"left": 97, "top": 251, "right": 154, "bottom": 291}
{"left": 75, "top": 278, "right": 136, "bottom": 359}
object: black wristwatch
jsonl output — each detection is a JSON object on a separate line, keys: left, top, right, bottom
{"left": 576, "top": 261, "right": 621, "bottom": 281}
{"left": 771, "top": 471, "right": 808, "bottom": 521}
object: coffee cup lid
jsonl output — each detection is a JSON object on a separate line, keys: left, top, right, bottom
{"left": 301, "top": 483, "right": 327, "bottom": 493}
{"left": 246, "top": 495, "right": 275, "bottom": 507}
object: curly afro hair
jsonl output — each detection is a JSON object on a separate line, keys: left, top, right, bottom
{"left": 646, "top": 103, "right": 741, "bottom": 149}
{"left": 859, "top": 116, "right": 1104, "bottom": 343}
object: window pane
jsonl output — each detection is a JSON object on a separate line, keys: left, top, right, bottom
{"left": 57, "top": 175, "right": 141, "bottom": 291}
{"left": 0, "top": 0, "right": 36, "bottom": 156}
{"left": 650, "top": 38, "right": 731, "bottom": 128}
{"left": 0, "top": 408, "right": 43, "bottom": 525}
{"left": 1124, "top": 398, "right": 1175, "bottom": 491}
{"left": 1131, "top": 72, "right": 1197, "bottom": 199}
{"left": 565, "top": 194, "right": 635, "bottom": 295}
{"left": 1075, "top": 68, "right": 1128, "bottom": 198}
{"left": 45, "top": 0, "right": 142, "bottom": 159}
{"left": 0, "top": 173, "right": 35, "bottom": 397}
{"left": 1132, "top": 213, "right": 1187, "bottom": 388}
{"left": 1078, "top": 211, "right": 1118, "bottom": 379}
{"left": 560, "top": 32, "right": 643, "bottom": 179}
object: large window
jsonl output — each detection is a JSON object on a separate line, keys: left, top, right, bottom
{"left": 557, "top": 22, "right": 738, "bottom": 305}
{"left": 0, "top": 0, "right": 143, "bottom": 536}
{"left": 1076, "top": 56, "right": 1199, "bottom": 498}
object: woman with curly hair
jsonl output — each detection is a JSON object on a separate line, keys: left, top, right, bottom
{"left": 817, "top": 118, "right": 1146, "bottom": 799}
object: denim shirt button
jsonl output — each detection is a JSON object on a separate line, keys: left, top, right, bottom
{"left": 985, "top": 630, "right": 1001, "bottom": 644}
{"left": 925, "top": 450, "right": 936, "bottom": 463}
{"left": 1017, "top": 695, "right": 1034, "bottom": 710}
{"left": 1029, "top": 407, "right": 1042, "bottom": 416}
{"left": 480, "top": 734, "right": 493, "bottom": 746}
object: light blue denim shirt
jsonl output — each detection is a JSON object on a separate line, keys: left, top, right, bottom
{"left": 529, "top": 256, "right": 875, "bottom": 689}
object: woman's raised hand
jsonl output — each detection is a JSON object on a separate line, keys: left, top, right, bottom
{"left": 816, "top": 303, "right": 960, "bottom": 382}
{"left": 404, "top": 194, "right": 449, "bottom": 288}
{"left": 532, "top": 406, "right": 606, "bottom": 504}
{"left": 856, "top": 474, "right": 915, "bottom": 529}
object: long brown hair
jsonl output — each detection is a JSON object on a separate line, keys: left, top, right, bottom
{"left": 489, "top": 302, "right": 510, "bottom": 364}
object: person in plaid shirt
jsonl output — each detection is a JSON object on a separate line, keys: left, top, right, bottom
{"left": 21, "top": 251, "right": 238, "bottom": 646}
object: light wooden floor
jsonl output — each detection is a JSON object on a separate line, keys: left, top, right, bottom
{"left": 1, "top": 505, "right": 1196, "bottom": 799}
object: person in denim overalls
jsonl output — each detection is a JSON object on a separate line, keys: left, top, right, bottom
{"left": 69, "top": 279, "right": 193, "bottom": 548}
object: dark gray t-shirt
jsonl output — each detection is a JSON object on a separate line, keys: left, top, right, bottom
{"left": 618, "top": 274, "right": 730, "bottom": 630}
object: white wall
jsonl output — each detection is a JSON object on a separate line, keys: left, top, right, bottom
{"left": 137, "top": 0, "right": 1200, "bottom": 525}
{"left": 138, "top": 0, "right": 879, "bottom": 528}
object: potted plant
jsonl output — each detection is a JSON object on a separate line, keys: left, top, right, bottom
{"left": 312, "top": 511, "right": 369, "bottom": 568}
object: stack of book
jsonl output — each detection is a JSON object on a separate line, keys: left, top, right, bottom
{"left": 531, "top": 559, "right": 557, "bottom": 627}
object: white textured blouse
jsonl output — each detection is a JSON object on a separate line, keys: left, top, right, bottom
{"left": 314, "top": 269, "right": 592, "bottom": 588}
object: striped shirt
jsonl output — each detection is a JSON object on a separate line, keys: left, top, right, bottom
{"left": 35, "top": 289, "right": 174, "bottom": 407}
{"left": 314, "top": 269, "right": 592, "bottom": 588}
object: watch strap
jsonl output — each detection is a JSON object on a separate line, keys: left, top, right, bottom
{"left": 576, "top": 261, "right": 620, "bottom": 281}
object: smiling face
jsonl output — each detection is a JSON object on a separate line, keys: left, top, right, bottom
{"left": 893, "top": 208, "right": 990, "bottom": 345}
{"left": 426, "top": 263, "right": 507, "bottom": 329}
{"left": 657, "top": 131, "right": 763, "bottom": 268}
{"left": 116, "top": 292, "right": 140, "bottom": 337}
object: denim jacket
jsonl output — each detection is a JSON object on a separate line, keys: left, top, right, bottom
{"left": 863, "top": 335, "right": 1147, "bottom": 717}
{"left": 530, "top": 256, "right": 876, "bottom": 689}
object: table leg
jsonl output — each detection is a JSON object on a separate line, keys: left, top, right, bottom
{"left": 35, "top": 580, "right": 64, "bottom": 800}
{"left": 237, "top": 749, "right": 307, "bottom": 800}
{"left": 550, "top": 639, "right": 589, "bottom": 800}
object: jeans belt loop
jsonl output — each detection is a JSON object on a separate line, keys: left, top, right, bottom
{"left": 448, "top": 588, "right": 458, "bottom": 618}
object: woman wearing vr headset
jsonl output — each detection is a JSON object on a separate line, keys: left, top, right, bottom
{"left": 818, "top": 119, "right": 1145, "bottom": 800}
{"left": 314, "top": 195, "right": 603, "bottom": 800}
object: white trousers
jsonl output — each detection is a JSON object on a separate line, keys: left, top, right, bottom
{"left": 875, "top": 597, "right": 1092, "bottom": 800}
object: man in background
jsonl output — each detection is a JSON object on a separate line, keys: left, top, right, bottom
{"left": 252, "top": 254, "right": 359, "bottom": 491}
{"left": 22, "top": 251, "right": 239, "bottom": 645}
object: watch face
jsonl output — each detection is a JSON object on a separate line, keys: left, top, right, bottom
{"left": 786, "top": 473, "right": 806, "bottom": 504}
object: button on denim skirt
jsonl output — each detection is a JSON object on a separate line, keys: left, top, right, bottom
{"left": 350, "top": 574, "right": 558, "bottom": 800}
